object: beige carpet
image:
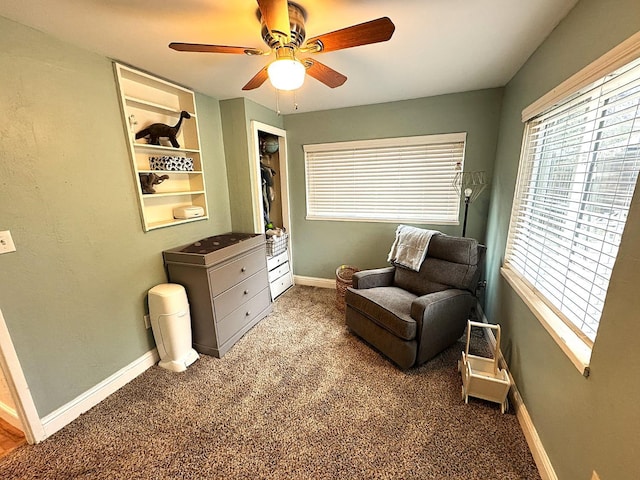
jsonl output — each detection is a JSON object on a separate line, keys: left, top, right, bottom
{"left": 0, "top": 286, "right": 540, "bottom": 479}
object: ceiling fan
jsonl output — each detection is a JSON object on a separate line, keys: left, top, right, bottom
{"left": 169, "top": 0, "right": 395, "bottom": 91}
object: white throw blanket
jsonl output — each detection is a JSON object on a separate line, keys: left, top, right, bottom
{"left": 387, "top": 225, "right": 440, "bottom": 271}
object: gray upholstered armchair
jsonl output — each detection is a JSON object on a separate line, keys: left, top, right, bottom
{"left": 345, "top": 234, "right": 485, "bottom": 369}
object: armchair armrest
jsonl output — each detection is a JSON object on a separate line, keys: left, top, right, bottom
{"left": 411, "top": 289, "right": 476, "bottom": 365}
{"left": 352, "top": 266, "right": 395, "bottom": 289}
{"left": 411, "top": 289, "right": 472, "bottom": 320}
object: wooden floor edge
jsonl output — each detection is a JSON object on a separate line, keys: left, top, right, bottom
{"left": 0, "top": 417, "right": 26, "bottom": 459}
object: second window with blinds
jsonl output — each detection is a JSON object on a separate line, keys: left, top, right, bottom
{"left": 303, "top": 133, "right": 467, "bottom": 224}
{"left": 503, "top": 51, "right": 640, "bottom": 374}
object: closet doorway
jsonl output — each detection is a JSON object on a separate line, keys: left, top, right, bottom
{"left": 250, "top": 122, "right": 292, "bottom": 238}
{"left": 250, "top": 121, "right": 294, "bottom": 298}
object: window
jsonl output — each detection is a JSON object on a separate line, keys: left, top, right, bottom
{"left": 504, "top": 52, "right": 640, "bottom": 370}
{"left": 304, "top": 133, "right": 466, "bottom": 224}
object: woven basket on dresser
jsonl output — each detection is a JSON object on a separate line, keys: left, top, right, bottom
{"left": 335, "top": 265, "right": 360, "bottom": 311}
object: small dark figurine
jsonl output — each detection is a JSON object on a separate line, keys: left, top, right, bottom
{"left": 135, "top": 111, "right": 191, "bottom": 148}
{"left": 139, "top": 173, "right": 170, "bottom": 194}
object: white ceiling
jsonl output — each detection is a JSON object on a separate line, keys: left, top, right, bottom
{"left": 0, "top": 0, "right": 578, "bottom": 114}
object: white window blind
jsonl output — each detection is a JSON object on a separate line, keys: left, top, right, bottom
{"left": 304, "top": 133, "right": 466, "bottom": 224}
{"left": 505, "top": 56, "right": 640, "bottom": 345}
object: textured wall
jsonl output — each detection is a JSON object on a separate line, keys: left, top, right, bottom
{"left": 220, "top": 98, "right": 283, "bottom": 233}
{"left": 483, "top": 0, "right": 640, "bottom": 478}
{"left": 0, "top": 16, "right": 231, "bottom": 417}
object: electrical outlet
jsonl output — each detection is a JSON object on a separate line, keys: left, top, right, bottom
{"left": 0, "top": 231, "right": 16, "bottom": 254}
{"left": 591, "top": 471, "right": 601, "bottom": 480}
{"left": 144, "top": 314, "right": 151, "bottom": 329}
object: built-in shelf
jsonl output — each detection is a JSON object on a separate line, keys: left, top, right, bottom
{"left": 142, "top": 191, "right": 206, "bottom": 198}
{"left": 133, "top": 144, "right": 200, "bottom": 154}
{"left": 138, "top": 170, "right": 204, "bottom": 175}
{"left": 114, "top": 62, "right": 208, "bottom": 231}
{"left": 124, "top": 95, "right": 196, "bottom": 117}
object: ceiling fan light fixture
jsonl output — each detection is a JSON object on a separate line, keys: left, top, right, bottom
{"left": 267, "top": 47, "right": 306, "bottom": 91}
{"left": 170, "top": 2, "right": 395, "bottom": 92}
{"left": 267, "top": 58, "right": 305, "bottom": 91}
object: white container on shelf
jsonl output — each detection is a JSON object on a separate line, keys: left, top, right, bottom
{"left": 148, "top": 283, "right": 199, "bottom": 372}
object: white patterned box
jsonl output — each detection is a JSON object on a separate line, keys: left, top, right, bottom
{"left": 149, "top": 156, "right": 194, "bottom": 171}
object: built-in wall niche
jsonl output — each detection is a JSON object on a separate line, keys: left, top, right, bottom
{"left": 114, "top": 63, "right": 208, "bottom": 231}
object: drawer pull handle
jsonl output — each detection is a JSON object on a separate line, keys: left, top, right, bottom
{"left": 244, "top": 290, "right": 249, "bottom": 295}
{"left": 245, "top": 311, "right": 251, "bottom": 316}
{"left": 241, "top": 267, "right": 246, "bottom": 273}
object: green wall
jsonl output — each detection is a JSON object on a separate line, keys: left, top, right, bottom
{"left": 283, "top": 89, "right": 503, "bottom": 279}
{"left": 0, "top": 16, "right": 231, "bottom": 417}
{"left": 484, "top": 0, "right": 640, "bottom": 479}
{"left": 220, "top": 98, "right": 283, "bottom": 232}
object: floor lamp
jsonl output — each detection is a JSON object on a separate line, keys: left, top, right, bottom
{"left": 452, "top": 171, "right": 488, "bottom": 237}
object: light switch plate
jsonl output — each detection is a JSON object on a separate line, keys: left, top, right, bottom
{"left": 0, "top": 231, "right": 16, "bottom": 254}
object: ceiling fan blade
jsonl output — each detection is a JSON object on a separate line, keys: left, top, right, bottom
{"left": 305, "top": 17, "right": 395, "bottom": 53}
{"left": 257, "top": 0, "right": 291, "bottom": 43}
{"left": 304, "top": 59, "right": 347, "bottom": 88}
{"left": 242, "top": 66, "right": 270, "bottom": 91}
{"left": 169, "top": 43, "right": 263, "bottom": 55}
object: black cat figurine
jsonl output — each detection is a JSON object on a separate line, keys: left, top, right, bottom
{"left": 135, "top": 110, "right": 191, "bottom": 148}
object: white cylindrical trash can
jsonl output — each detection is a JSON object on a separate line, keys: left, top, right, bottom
{"left": 148, "top": 283, "right": 199, "bottom": 372}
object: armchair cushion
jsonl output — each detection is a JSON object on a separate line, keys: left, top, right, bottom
{"left": 394, "top": 235, "right": 480, "bottom": 296}
{"left": 345, "top": 287, "right": 417, "bottom": 340}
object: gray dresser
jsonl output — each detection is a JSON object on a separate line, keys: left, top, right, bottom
{"left": 163, "top": 233, "right": 273, "bottom": 358}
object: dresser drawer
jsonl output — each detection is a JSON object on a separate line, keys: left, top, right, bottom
{"left": 208, "top": 248, "right": 266, "bottom": 297}
{"left": 213, "top": 269, "right": 268, "bottom": 321}
{"left": 270, "top": 271, "right": 293, "bottom": 299}
{"left": 216, "top": 287, "right": 271, "bottom": 344}
{"left": 268, "top": 261, "right": 290, "bottom": 283}
{"left": 267, "top": 249, "right": 289, "bottom": 271}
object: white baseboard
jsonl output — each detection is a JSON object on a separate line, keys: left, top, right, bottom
{"left": 40, "top": 349, "right": 159, "bottom": 439}
{"left": 0, "top": 400, "right": 21, "bottom": 430}
{"left": 293, "top": 275, "right": 335, "bottom": 289}
{"left": 475, "top": 304, "right": 557, "bottom": 480}
{"left": 513, "top": 396, "right": 558, "bottom": 480}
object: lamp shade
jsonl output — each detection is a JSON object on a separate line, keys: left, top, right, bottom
{"left": 268, "top": 58, "right": 306, "bottom": 91}
{"left": 452, "top": 170, "right": 488, "bottom": 203}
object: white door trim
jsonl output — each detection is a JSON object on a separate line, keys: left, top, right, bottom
{"left": 0, "top": 308, "right": 45, "bottom": 443}
{"left": 249, "top": 122, "right": 291, "bottom": 232}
